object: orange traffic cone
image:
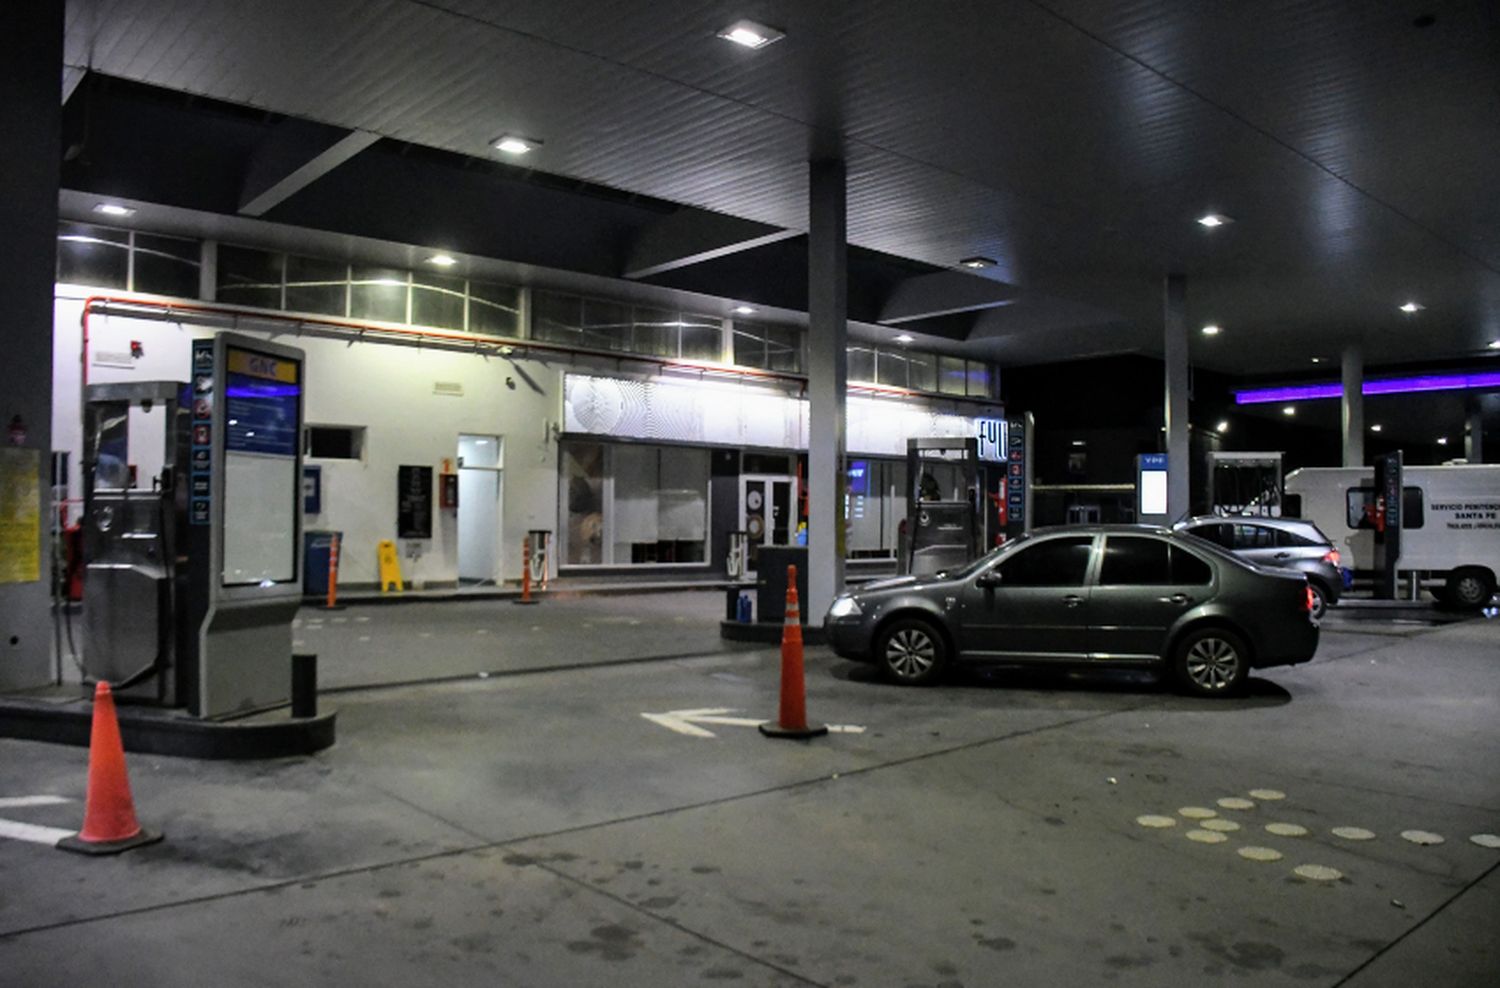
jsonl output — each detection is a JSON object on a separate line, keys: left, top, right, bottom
{"left": 513, "top": 536, "right": 539, "bottom": 605}
{"left": 760, "top": 564, "right": 828, "bottom": 740}
{"left": 58, "top": 682, "right": 163, "bottom": 855}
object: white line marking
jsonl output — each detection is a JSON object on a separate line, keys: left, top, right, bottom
{"left": 641, "top": 708, "right": 864, "bottom": 738}
{"left": 0, "top": 796, "right": 70, "bottom": 809}
{"left": 0, "top": 819, "right": 74, "bottom": 846}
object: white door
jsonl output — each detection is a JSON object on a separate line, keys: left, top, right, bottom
{"left": 741, "top": 473, "right": 798, "bottom": 569}
{"left": 458, "top": 434, "right": 503, "bottom": 583}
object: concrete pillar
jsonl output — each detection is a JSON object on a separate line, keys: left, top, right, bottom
{"left": 0, "top": 1, "right": 63, "bottom": 690}
{"left": 806, "top": 159, "right": 847, "bottom": 618}
{"left": 1341, "top": 346, "right": 1364, "bottom": 467}
{"left": 1163, "top": 275, "right": 1189, "bottom": 521}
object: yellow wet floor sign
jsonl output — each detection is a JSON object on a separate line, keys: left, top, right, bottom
{"left": 377, "top": 540, "right": 403, "bottom": 593}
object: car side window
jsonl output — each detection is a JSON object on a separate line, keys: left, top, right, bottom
{"left": 994, "top": 536, "right": 1093, "bottom": 587}
{"left": 1233, "top": 524, "right": 1275, "bottom": 549}
{"left": 1275, "top": 528, "right": 1317, "bottom": 548}
{"left": 1098, "top": 536, "right": 1171, "bottom": 585}
{"left": 1170, "top": 546, "right": 1213, "bottom": 585}
{"left": 1189, "top": 523, "right": 1232, "bottom": 548}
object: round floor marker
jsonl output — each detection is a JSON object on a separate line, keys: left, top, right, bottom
{"left": 1217, "top": 797, "right": 1256, "bottom": 811}
{"left": 1136, "top": 815, "right": 1177, "bottom": 829}
{"left": 1293, "top": 864, "right": 1343, "bottom": 882}
{"left": 1179, "top": 806, "right": 1217, "bottom": 820}
{"left": 1469, "top": 834, "right": 1500, "bottom": 849}
{"left": 1187, "top": 829, "right": 1228, "bottom": 844}
{"left": 1238, "top": 846, "right": 1283, "bottom": 862}
{"left": 1201, "top": 818, "right": 1241, "bottom": 833}
{"left": 1248, "top": 789, "right": 1286, "bottom": 801}
{"left": 1266, "top": 822, "right": 1309, "bottom": 838}
{"left": 1401, "top": 830, "right": 1444, "bottom": 846}
{"left": 1332, "top": 827, "right": 1376, "bottom": 841}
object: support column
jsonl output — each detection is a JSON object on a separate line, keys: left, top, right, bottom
{"left": 1163, "top": 275, "right": 1190, "bottom": 522}
{"left": 0, "top": 1, "right": 63, "bottom": 690}
{"left": 1341, "top": 346, "right": 1364, "bottom": 467}
{"left": 807, "top": 160, "right": 847, "bottom": 618}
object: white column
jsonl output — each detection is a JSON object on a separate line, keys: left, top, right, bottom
{"left": 1163, "top": 275, "right": 1190, "bottom": 521}
{"left": 1341, "top": 346, "right": 1364, "bottom": 467}
{"left": 807, "top": 160, "right": 847, "bottom": 618}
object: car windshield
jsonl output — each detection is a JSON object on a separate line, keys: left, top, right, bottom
{"left": 934, "top": 535, "right": 1031, "bottom": 581}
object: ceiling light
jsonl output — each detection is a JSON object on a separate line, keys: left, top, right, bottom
{"left": 492, "top": 134, "right": 540, "bottom": 155}
{"left": 1437, "top": 437, "right": 1449, "bottom": 445}
{"left": 1197, "top": 214, "right": 1232, "bottom": 228}
{"left": 732, "top": 305, "right": 756, "bottom": 315}
{"left": 427, "top": 254, "right": 458, "bottom": 267}
{"left": 1399, "top": 301, "right": 1424, "bottom": 314}
{"left": 1310, "top": 357, "right": 1322, "bottom": 364}
{"left": 1071, "top": 440, "right": 1086, "bottom": 447}
{"left": 1282, "top": 406, "right": 1296, "bottom": 416}
{"left": 93, "top": 203, "right": 135, "bottom": 217}
{"left": 1216, "top": 420, "right": 1229, "bottom": 433}
{"left": 1370, "top": 424, "right": 1382, "bottom": 432}
{"left": 717, "top": 19, "right": 785, "bottom": 49}
{"left": 894, "top": 333, "right": 914, "bottom": 344}
{"left": 959, "top": 256, "right": 996, "bottom": 269}
{"left": 1201, "top": 324, "right": 1221, "bottom": 336}
{"left": 1487, "top": 340, "right": 1499, "bottom": 350}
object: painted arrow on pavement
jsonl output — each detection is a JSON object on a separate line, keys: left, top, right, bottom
{"left": 0, "top": 795, "right": 75, "bottom": 847}
{"left": 641, "top": 708, "right": 865, "bottom": 738}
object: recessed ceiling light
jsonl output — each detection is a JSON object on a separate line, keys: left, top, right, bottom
{"left": 1201, "top": 324, "right": 1222, "bottom": 336}
{"left": 1399, "top": 301, "right": 1424, "bottom": 313}
{"left": 1489, "top": 340, "right": 1500, "bottom": 350}
{"left": 959, "top": 256, "right": 997, "bottom": 269}
{"left": 1071, "top": 440, "right": 1086, "bottom": 447}
{"left": 717, "top": 19, "right": 785, "bottom": 49}
{"left": 427, "top": 254, "right": 458, "bottom": 267}
{"left": 1310, "top": 356, "right": 1322, "bottom": 364}
{"left": 1197, "top": 213, "right": 1232, "bottom": 228}
{"left": 732, "top": 305, "right": 756, "bottom": 315}
{"left": 1437, "top": 437, "right": 1449, "bottom": 445}
{"left": 1282, "top": 406, "right": 1296, "bottom": 416}
{"left": 93, "top": 203, "right": 135, "bottom": 217}
{"left": 1370, "top": 424, "right": 1383, "bottom": 432}
{"left": 1216, "top": 420, "right": 1230, "bottom": 433}
{"left": 492, "top": 134, "right": 540, "bottom": 155}
{"left": 894, "top": 333, "right": 914, "bottom": 344}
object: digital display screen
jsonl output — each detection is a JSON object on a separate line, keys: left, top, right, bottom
{"left": 847, "top": 460, "right": 869, "bottom": 497}
{"left": 221, "top": 347, "right": 302, "bottom": 586}
{"left": 225, "top": 349, "right": 300, "bottom": 456}
{"left": 1139, "top": 470, "right": 1168, "bottom": 515}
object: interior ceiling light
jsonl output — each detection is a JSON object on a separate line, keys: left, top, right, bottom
{"left": 894, "top": 333, "right": 915, "bottom": 344}
{"left": 717, "top": 19, "right": 785, "bottom": 49}
{"left": 492, "top": 134, "right": 540, "bottom": 155}
{"left": 1399, "top": 301, "right": 1424, "bottom": 313}
{"left": 959, "top": 256, "right": 997, "bottom": 269}
{"left": 1201, "top": 324, "right": 1221, "bottom": 336}
{"left": 732, "top": 305, "right": 756, "bottom": 315}
{"left": 93, "top": 203, "right": 135, "bottom": 217}
{"left": 1370, "top": 424, "right": 1383, "bottom": 432}
{"left": 1282, "top": 406, "right": 1296, "bottom": 416}
{"left": 427, "top": 254, "right": 457, "bottom": 267}
{"left": 1197, "top": 213, "right": 1232, "bottom": 228}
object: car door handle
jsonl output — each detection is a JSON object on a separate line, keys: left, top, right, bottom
{"left": 1167, "top": 593, "right": 1194, "bottom": 605}
{"left": 1062, "top": 594, "right": 1083, "bottom": 608}
{"left": 1273, "top": 551, "right": 1291, "bottom": 560}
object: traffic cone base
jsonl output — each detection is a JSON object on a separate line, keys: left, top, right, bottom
{"left": 758, "top": 721, "right": 829, "bottom": 740}
{"left": 58, "top": 828, "right": 163, "bottom": 856}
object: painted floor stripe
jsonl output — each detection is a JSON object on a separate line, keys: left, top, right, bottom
{"left": 0, "top": 818, "right": 75, "bottom": 846}
{"left": 0, "top": 796, "right": 71, "bottom": 810}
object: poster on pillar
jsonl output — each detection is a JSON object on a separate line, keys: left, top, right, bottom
{"left": 0, "top": 447, "right": 42, "bottom": 584}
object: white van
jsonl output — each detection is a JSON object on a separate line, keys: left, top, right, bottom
{"left": 1283, "top": 465, "right": 1500, "bottom": 608}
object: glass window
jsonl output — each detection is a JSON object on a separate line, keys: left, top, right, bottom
{"left": 937, "top": 354, "right": 968, "bottom": 396}
{"left": 733, "top": 323, "right": 767, "bottom": 368}
{"left": 57, "top": 222, "right": 129, "bottom": 288}
{"left": 996, "top": 535, "right": 1093, "bottom": 587}
{"left": 1231, "top": 524, "right": 1276, "bottom": 550}
{"left": 1099, "top": 536, "right": 1171, "bottom": 585}
{"left": 350, "top": 267, "right": 408, "bottom": 323}
{"left": 848, "top": 346, "right": 876, "bottom": 384}
{"left": 875, "top": 349, "right": 909, "bottom": 388}
{"left": 764, "top": 325, "right": 802, "bottom": 373}
{"left": 1275, "top": 527, "right": 1318, "bottom": 548}
{"left": 1347, "top": 487, "right": 1424, "bottom": 530}
{"left": 965, "top": 360, "right": 991, "bottom": 398}
{"left": 411, "top": 272, "right": 465, "bottom": 330}
{"left": 1171, "top": 545, "right": 1214, "bottom": 585}
{"left": 678, "top": 314, "right": 722, "bottom": 361}
{"left": 582, "top": 298, "right": 631, "bottom": 352}
{"left": 561, "top": 442, "right": 605, "bottom": 565}
{"left": 285, "top": 254, "right": 348, "bottom": 316}
{"left": 907, "top": 352, "right": 937, "bottom": 392}
{"left": 562, "top": 442, "right": 708, "bottom": 566}
{"left": 217, "top": 245, "right": 284, "bottom": 309}
{"left": 133, "top": 233, "right": 200, "bottom": 298}
{"left": 305, "top": 425, "right": 364, "bottom": 460}
{"left": 1187, "top": 523, "right": 1233, "bottom": 548}
{"left": 468, "top": 279, "right": 520, "bottom": 337}
{"left": 630, "top": 306, "right": 679, "bottom": 358}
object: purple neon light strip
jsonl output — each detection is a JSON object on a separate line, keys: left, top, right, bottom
{"left": 1235, "top": 371, "right": 1500, "bottom": 405}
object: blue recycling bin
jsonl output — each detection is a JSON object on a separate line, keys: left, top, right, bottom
{"left": 303, "top": 530, "right": 341, "bottom": 597}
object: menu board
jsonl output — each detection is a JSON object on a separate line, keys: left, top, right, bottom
{"left": 398, "top": 465, "right": 433, "bottom": 539}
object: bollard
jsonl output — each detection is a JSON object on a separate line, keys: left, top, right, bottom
{"left": 513, "top": 536, "right": 539, "bottom": 605}
{"left": 321, "top": 533, "right": 345, "bottom": 610}
{"left": 291, "top": 653, "right": 318, "bottom": 718}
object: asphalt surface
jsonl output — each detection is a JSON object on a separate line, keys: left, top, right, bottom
{"left": 2, "top": 596, "right": 1496, "bottom": 987}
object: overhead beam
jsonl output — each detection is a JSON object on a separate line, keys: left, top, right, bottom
{"left": 878, "top": 269, "right": 1019, "bottom": 324}
{"left": 623, "top": 208, "right": 797, "bottom": 280}
{"left": 239, "top": 122, "right": 381, "bottom": 217}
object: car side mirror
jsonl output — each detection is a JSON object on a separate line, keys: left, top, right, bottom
{"left": 975, "top": 572, "right": 1002, "bottom": 589}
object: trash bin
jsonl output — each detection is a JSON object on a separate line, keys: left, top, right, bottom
{"left": 303, "top": 530, "right": 341, "bottom": 597}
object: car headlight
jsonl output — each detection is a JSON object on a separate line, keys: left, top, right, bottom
{"left": 827, "top": 595, "right": 863, "bottom": 619}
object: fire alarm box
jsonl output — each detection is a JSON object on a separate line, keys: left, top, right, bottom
{"left": 440, "top": 472, "right": 459, "bottom": 509}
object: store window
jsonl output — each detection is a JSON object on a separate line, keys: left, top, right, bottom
{"left": 734, "top": 319, "right": 803, "bottom": 373}
{"left": 845, "top": 458, "right": 908, "bottom": 559}
{"left": 560, "top": 442, "right": 710, "bottom": 566}
{"left": 217, "top": 245, "right": 284, "bottom": 309}
{"left": 57, "top": 223, "right": 200, "bottom": 297}
{"left": 305, "top": 425, "right": 366, "bottom": 461}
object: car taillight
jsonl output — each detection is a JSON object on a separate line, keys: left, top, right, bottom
{"left": 1304, "top": 586, "right": 1316, "bottom": 613}
{"left": 1323, "top": 549, "right": 1341, "bottom": 567}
